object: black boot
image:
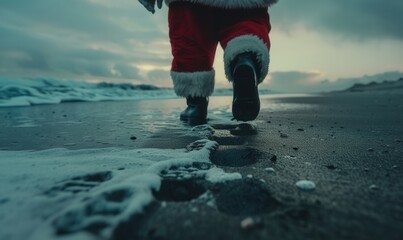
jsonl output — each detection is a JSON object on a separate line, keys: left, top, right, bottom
{"left": 180, "top": 96, "right": 208, "bottom": 124}
{"left": 232, "top": 52, "right": 260, "bottom": 121}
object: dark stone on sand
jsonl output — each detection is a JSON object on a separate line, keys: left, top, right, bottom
{"left": 130, "top": 136, "right": 137, "bottom": 140}
{"left": 326, "top": 164, "right": 337, "bottom": 170}
{"left": 280, "top": 133, "right": 288, "bottom": 138}
{"left": 367, "top": 148, "right": 374, "bottom": 152}
{"left": 213, "top": 178, "right": 280, "bottom": 215}
{"left": 297, "top": 128, "right": 305, "bottom": 131}
{"left": 293, "top": 147, "right": 299, "bottom": 151}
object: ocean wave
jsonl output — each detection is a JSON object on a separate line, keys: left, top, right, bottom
{"left": 0, "top": 77, "right": 177, "bottom": 107}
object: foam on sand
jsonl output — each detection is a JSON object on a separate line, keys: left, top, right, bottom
{"left": 0, "top": 139, "right": 241, "bottom": 240}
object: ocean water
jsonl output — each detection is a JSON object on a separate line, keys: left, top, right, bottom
{"left": 0, "top": 77, "right": 276, "bottom": 107}
{"left": 0, "top": 77, "right": 177, "bottom": 107}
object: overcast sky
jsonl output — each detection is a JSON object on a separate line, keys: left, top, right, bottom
{"left": 1, "top": 0, "right": 403, "bottom": 92}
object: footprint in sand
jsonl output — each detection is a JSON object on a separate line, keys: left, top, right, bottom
{"left": 155, "top": 161, "right": 213, "bottom": 202}
{"left": 52, "top": 187, "right": 134, "bottom": 235}
{"left": 44, "top": 171, "right": 112, "bottom": 196}
{"left": 211, "top": 146, "right": 262, "bottom": 167}
{"left": 212, "top": 178, "right": 281, "bottom": 215}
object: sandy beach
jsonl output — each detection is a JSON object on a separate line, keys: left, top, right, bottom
{"left": 1, "top": 89, "right": 402, "bottom": 240}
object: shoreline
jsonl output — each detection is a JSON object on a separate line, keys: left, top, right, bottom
{"left": 1, "top": 91, "right": 402, "bottom": 240}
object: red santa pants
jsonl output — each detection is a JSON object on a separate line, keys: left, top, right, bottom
{"left": 168, "top": 2, "right": 271, "bottom": 97}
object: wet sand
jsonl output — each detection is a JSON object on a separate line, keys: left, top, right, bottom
{"left": 1, "top": 90, "right": 402, "bottom": 240}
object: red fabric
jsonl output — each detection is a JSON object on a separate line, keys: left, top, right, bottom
{"left": 168, "top": 2, "right": 271, "bottom": 73}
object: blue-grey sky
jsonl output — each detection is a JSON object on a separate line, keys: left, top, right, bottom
{"left": 1, "top": 0, "right": 403, "bottom": 92}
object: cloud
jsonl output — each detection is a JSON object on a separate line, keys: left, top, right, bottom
{"left": 0, "top": 0, "right": 170, "bottom": 81}
{"left": 271, "top": 0, "right": 403, "bottom": 41}
{"left": 263, "top": 71, "right": 325, "bottom": 92}
{"left": 146, "top": 69, "right": 172, "bottom": 87}
{"left": 0, "top": 0, "right": 402, "bottom": 89}
{"left": 263, "top": 71, "right": 403, "bottom": 93}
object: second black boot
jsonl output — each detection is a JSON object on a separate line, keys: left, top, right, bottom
{"left": 180, "top": 96, "right": 208, "bottom": 124}
{"left": 232, "top": 52, "right": 260, "bottom": 121}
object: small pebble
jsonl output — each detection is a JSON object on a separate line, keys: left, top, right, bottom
{"left": 326, "top": 164, "right": 337, "bottom": 170}
{"left": 246, "top": 174, "right": 253, "bottom": 178}
{"left": 296, "top": 180, "right": 316, "bottom": 191}
{"left": 364, "top": 168, "right": 370, "bottom": 172}
{"left": 130, "top": 136, "right": 137, "bottom": 140}
{"left": 297, "top": 128, "right": 304, "bottom": 131}
{"left": 284, "top": 155, "right": 297, "bottom": 160}
{"left": 240, "top": 217, "right": 261, "bottom": 230}
{"left": 395, "top": 139, "right": 402, "bottom": 143}
{"left": 280, "top": 133, "right": 289, "bottom": 138}
{"left": 265, "top": 167, "right": 275, "bottom": 173}
{"left": 369, "top": 184, "right": 379, "bottom": 190}
{"left": 293, "top": 147, "right": 299, "bottom": 151}
{"left": 367, "top": 148, "right": 374, "bottom": 152}
{"left": 392, "top": 165, "right": 398, "bottom": 169}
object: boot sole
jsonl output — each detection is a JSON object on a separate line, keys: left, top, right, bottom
{"left": 232, "top": 65, "right": 260, "bottom": 121}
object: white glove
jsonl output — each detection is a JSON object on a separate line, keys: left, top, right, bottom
{"left": 138, "top": 0, "right": 163, "bottom": 14}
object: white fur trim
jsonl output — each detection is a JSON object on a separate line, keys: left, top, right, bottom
{"left": 171, "top": 70, "right": 215, "bottom": 97}
{"left": 165, "top": 0, "right": 278, "bottom": 8}
{"left": 224, "top": 35, "right": 270, "bottom": 84}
